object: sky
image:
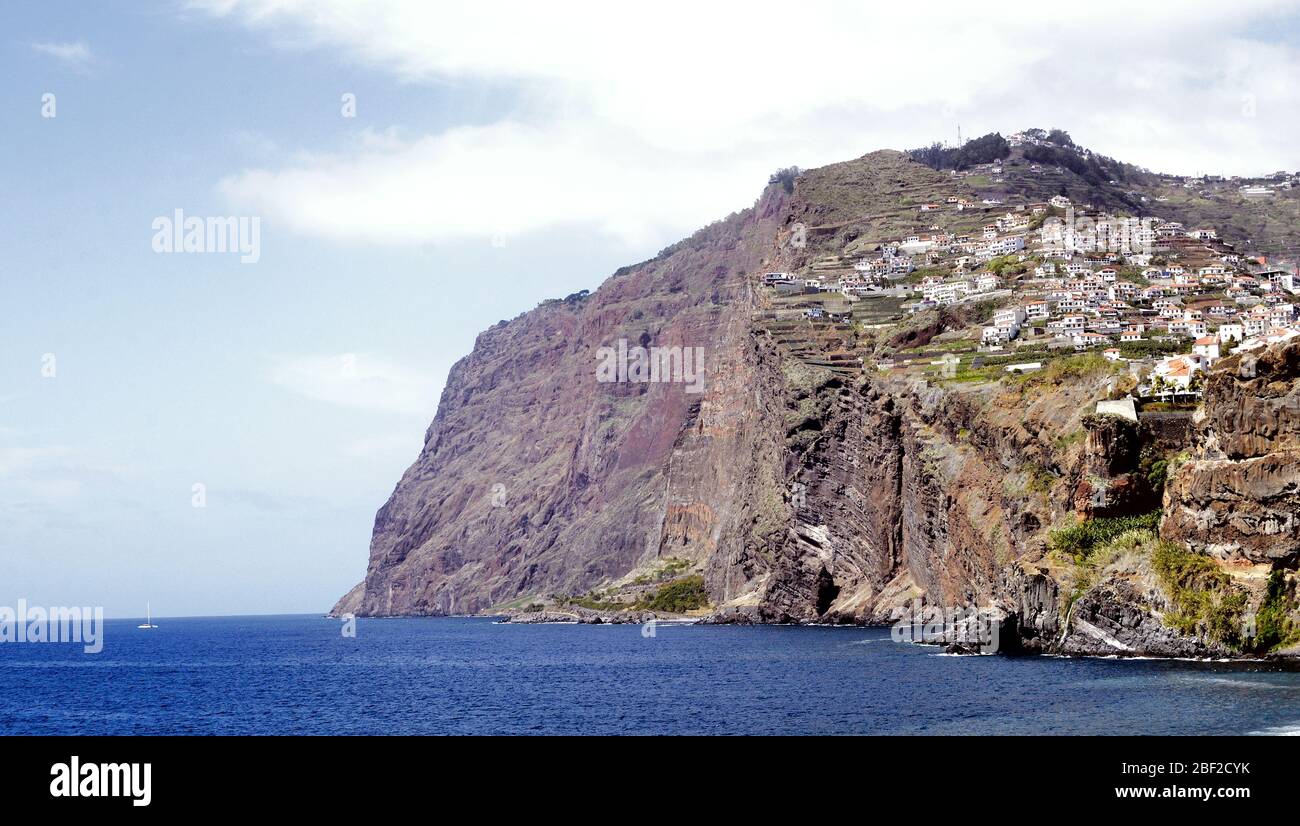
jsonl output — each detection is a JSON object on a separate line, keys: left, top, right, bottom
{"left": 5, "top": 0, "right": 1300, "bottom": 618}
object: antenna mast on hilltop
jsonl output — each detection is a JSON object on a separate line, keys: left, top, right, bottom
{"left": 957, "top": 124, "right": 962, "bottom": 146}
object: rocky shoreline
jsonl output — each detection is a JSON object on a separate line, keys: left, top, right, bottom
{"left": 499, "top": 607, "right": 660, "bottom": 625}
{"left": 496, "top": 608, "right": 1300, "bottom": 663}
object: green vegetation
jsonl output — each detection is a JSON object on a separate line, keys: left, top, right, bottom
{"left": 1139, "top": 401, "right": 1200, "bottom": 413}
{"left": 1022, "top": 140, "right": 1134, "bottom": 188}
{"left": 1251, "top": 571, "right": 1300, "bottom": 653}
{"left": 1008, "top": 352, "right": 1120, "bottom": 388}
{"left": 632, "top": 557, "right": 691, "bottom": 585}
{"left": 899, "top": 338, "right": 976, "bottom": 356}
{"left": 1054, "top": 526, "right": 1157, "bottom": 622}
{"left": 1143, "top": 456, "right": 1169, "bottom": 491}
{"left": 1006, "top": 461, "right": 1056, "bottom": 498}
{"left": 768, "top": 166, "right": 800, "bottom": 193}
{"left": 1049, "top": 512, "right": 1161, "bottom": 562}
{"left": 907, "top": 132, "right": 1011, "bottom": 171}
{"left": 985, "top": 255, "right": 1028, "bottom": 277}
{"left": 1118, "top": 339, "right": 1184, "bottom": 359}
{"left": 1054, "top": 429, "right": 1086, "bottom": 451}
{"left": 1139, "top": 448, "right": 1187, "bottom": 492}
{"left": 1151, "top": 541, "right": 1245, "bottom": 647}
{"left": 537, "top": 289, "right": 591, "bottom": 308}
{"left": 967, "top": 299, "right": 998, "bottom": 324}
{"left": 1051, "top": 515, "right": 1288, "bottom": 653}
{"left": 1026, "top": 463, "right": 1055, "bottom": 495}
{"left": 559, "top": 590, "right": 627, "bottom": 611}
{"left": 637, "top": 575, "right": 709, "bottom": 613}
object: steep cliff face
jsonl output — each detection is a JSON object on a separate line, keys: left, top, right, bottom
{"left": 723, "top": 366, "right": 1098, "bottom": 625}
{"left": 1163, "top": 342, "right": 1300, "bottom": 566}
{"left": 336, "top": 185, "right": 790, "bottom": 617}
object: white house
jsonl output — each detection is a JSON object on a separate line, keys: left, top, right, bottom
{"left": 982, "top": 326, "right": 1010, "bottom": 345}
{"left": 1058, "top": 315, "right": 1087, "bottom": 336}
{"left": 1266, "top": 327, "right": 1300, "bottom": 345}
{"left": 994, "top": 306, "right": 1027, "bottom": 336}
{"left": 1192, "top": 336, "right": 1221, "bottom": 362}
{"left": 1023, "top": 300, "right": 1050, "bottom": 321}
{"left": 1169, "top": 318, "right": 1208, "bottom": 337}
{"left": 1152, "top": 355, "right": 1203, "bottom": 392}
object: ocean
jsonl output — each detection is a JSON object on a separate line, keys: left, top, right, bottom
{"left": 2, "top": 615, "right": 1298, "bottom": 735}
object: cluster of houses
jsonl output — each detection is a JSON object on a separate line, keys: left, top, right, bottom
{"left": 862, "top": 199, "right": 1300, "bottom": 368}
{"left": 759, "top": 175, "right": 1300, "bottom": 401}
{"left": 976, "top": 263, "right": 1298, "bottom": 349}
{"left": 1115, "top": 313, "right": 1300, "bottom": 396}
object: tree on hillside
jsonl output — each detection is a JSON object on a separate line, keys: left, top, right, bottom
{"left": 768, "top": 166, "right": 801, "bottom": 194}
{"left": 907, "top": 133, "right": 1010, "bottom": 171}
{"left": 1047, "top": 128, "right": 1075, "bottom": 148}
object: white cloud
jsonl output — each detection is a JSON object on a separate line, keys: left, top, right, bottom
{"left": 268, "top": 353, "right": 440, "bottom": 416}
{"left": 0, "top": 441, "right": 136, "bottom": 506}
{"left": 30, "top": 40, "right": 94, "bottom": 71}
{"left": 219, "top": 121, "right": 765, "bottom": 247}
{"left": 194, "top": 0, "right": 1300, "bottom": 247}
{"left": 0, "top": 445, "right": 74, "bottom": 477}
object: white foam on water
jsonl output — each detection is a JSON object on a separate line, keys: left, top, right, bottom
{"left": 1248, "top": 722, "right": 1300, "bottom": 736}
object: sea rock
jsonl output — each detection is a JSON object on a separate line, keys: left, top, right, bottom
{"left": 501, "top": 611, "right": 580, "bottom": 624}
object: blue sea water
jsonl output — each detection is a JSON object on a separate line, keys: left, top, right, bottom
{"left": 1, "top": 615, "right": 1298, "bottom": 735}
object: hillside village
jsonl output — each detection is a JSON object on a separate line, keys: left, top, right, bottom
{"left": 758, "top": 131, "right": 1300, "bottom": 410}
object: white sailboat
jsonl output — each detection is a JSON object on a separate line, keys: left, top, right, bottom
{"left": 138, "top": 602, "right": 158, "bottom": 629}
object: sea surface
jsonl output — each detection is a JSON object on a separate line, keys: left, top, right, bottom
{"left": 2, "top": 615, "right": 1298, "bottom": 735}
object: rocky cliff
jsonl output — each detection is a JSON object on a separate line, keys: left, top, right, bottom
{"left": 334, "top": 181, "right": 792, "bottom": 617}
{"left": 1163, "top": 342, "right": 1300, "bottom": 565}
{"left": 334, "top": 150, "right": 1300, "bottom": 658}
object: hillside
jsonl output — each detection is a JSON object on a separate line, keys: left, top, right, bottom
{"left": 911, "top": 128, "right": 1300, "bottom": 260}
{"left": 333, "top": 132, "right": 1300, "bottom": 659}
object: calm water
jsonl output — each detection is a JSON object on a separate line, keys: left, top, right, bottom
{"left": 1, "top": 615, "right": 1298, "bottom": 735}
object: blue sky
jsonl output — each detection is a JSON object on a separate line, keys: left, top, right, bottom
{"left": 5, "top": 0, "right": 1300, "bottom": 617}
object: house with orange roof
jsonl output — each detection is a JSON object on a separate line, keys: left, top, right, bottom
{"left": 1192, "top": 336, "right": 1220, "bottom": 361}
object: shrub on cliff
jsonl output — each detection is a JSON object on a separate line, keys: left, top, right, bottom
{"left": 632, "top": 557, "right": 691, "bottom": 585}
{"left": 1009, "top": 353, "right": 1119, "bottom": 389}
{"left": 1049, "top": 512, "right": 1160, "bottom": 561}
{"left": 768, "top": 166, "right": 800, "bottom": 193}
{"left": 1251, "top": 571, "right": 1300, "bottom": 653}
{"left": 1151, "top": 541, "right": 1245, "bottom": 647}
{"left": 638, "top": 576, "right": 709, "bottom": 613}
